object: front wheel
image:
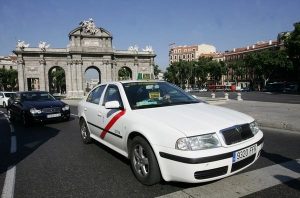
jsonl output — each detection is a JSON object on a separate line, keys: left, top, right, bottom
{"left": 130, "top": 136, "right": 161, "bottom": 185}
{"left": 80, "top": 119, "right": 92, "bottom": 144}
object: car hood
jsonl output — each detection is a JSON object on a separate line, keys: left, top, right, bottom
{"left": 23, "top": 100, "right": 65, "bottom": 109}
{"left": 134, "top": 103, "right": 254, "bottom": 137}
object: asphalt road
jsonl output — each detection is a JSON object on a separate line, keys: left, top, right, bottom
{"left": 0, "top": 107, "right": 300, "bottom": 198}
{"left": 191, "top": 91, "right": 300, "bottom": 104}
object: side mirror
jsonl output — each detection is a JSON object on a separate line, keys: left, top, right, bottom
{"left": 105, "top": 101, "right": 121, "bottom": 109}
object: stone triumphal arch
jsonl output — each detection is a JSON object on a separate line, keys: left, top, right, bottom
{"left": 13, "top": 19, "right": 156, "bottom": 98}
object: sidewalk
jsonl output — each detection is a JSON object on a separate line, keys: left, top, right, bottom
{"left": 215, "top": 100, "right": 300, "bottom": 132}
{"left": 63, "top": 98, "right": 300, "bottom": 132}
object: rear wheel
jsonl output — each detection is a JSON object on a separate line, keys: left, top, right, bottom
{"left": 80, "top": 119, "right": 92, "bottom": 144}
{"left": 130, "top": 136, "right": 161, "bottom": 185}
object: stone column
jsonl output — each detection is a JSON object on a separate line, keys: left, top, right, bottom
{"left": 17, "top": 59, "right": 25, "bottom": 91}
{"left": 39, "top": 58, "right": 46, "bottom": 91}
{"left": 66, "top": 62, "right": 73, "bottom": 97}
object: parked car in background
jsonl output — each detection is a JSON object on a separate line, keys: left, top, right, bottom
{"left": 0, "top": 91, "right": 16, "bottom": 108}
{"left": 7, "top": 91, "right": 70, "bottom": 126}
{"left": 78, "top": 80, "right": 264, "bottom": 185}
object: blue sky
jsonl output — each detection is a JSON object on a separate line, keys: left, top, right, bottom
{"left": 0, "top": 0, "right": 299, "bottom": 70}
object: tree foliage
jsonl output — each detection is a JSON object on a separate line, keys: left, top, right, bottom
{"left": 164, "top": 57, "right": 226, "bottom": 88}
{"left": 244, "top": 50, "right": 292, "bottom": 85}
{"left": 49, "top": 67, "right": 66, "bottom": 93}
{"left": 0, "top": 68, "right": 18, "bottom": 91}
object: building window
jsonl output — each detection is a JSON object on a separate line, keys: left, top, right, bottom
{"left": 178, "top": 49, "right": 181, "bottom": 53}
{"left": 10, "top": 66, "right": 12, "bottom": 70}
{"left": 183, "top": 55, "right": 185, "bottom": 59}
{"left": 184, "top": 49, "right": 187, "bottom": 52}
{"left": 174, "top": 55, "right": 177, "bottom": 60}
{"left": 191, "top": 54, "right": 194, "bottom": 58}
{"left": 170, "top": 56, "right": 173, "bottom": 60}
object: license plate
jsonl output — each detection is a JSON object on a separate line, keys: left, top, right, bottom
{"left": 47, "top": 113, "right": 61, "bottom": 118}
{"left": 233, "top": 144, "right": 257, "bottom": 163}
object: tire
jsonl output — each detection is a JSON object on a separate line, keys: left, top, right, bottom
{"left": 80, "top": 119, "right": 92, "bottom": 144}
{"left": 129, "top": 136, "right": 161, "bottom": 185}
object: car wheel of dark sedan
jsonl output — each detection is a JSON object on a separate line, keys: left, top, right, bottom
{"left": 130, "top": 136, "right": 161, "bottom": 185}
{"left": 80, "top": 119, "right": 92, "bottom": 144}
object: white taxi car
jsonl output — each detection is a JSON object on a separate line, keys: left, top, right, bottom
{"left": 78, "top": 81, "right": 263, "bottom": 185}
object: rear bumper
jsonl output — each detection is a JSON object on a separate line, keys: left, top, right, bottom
{"left": 155, "top": 133, "right": 264, "bottom": 183}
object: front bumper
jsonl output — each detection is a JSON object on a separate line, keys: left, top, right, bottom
{"left": 27, "top": 110, "right": 70, "bottom": 123}
{"left": 155, "top": 132, "right": 264, "bottom": 183}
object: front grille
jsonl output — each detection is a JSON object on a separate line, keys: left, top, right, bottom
{"left": 42, "top": 107, "right": 61, "bottom": 113}
{"left": 231, "top": 154, "right": 255, "bottom": 172}
{"left": 221, "top": 124, "right": 254, "bottom": 145}
{"left": 194, "top": 166, "right": 228, "bottom": 180}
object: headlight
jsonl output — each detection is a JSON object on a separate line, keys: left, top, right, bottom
{"left": 176, "top": 133, "right": 221, "bottom": 151}
{"left": 30, "top": 108, "right": 42, "bottom": 114}
{"left": 250, "top": 121, "right": 260, "bottom": 135}
{"left": 62, "top": 105, "right": 70, "bottom": 111}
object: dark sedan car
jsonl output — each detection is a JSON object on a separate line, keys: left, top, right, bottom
{"left": 7, "top": 91, "right": 70, "bottom": 126}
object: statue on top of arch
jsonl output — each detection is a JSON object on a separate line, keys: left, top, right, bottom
{"left": 79, "top": 18, "right": 99, "bottom": 35}
{"left": 17, "top": 40, "right": 30, "bottom": 50}
{"left": 142, "top": 45, "right": 154, "bottom": 53}
{"left": 39, "top": 41, "right": 50, "bottom": 51}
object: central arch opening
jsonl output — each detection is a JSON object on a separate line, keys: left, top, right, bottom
{"left": 84, "top": 66, "right": 101, "bottom": 93}
{"left": 48, "top": 66, "right": 66, "bottom": 94}
{"left": 118, "top": 66, "right": 132, "bottom": 80}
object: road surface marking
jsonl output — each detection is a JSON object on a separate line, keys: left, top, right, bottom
{"left": 158, "top": 159, "right": 300, "bottom": 198}
{"left": 1, "top": 166, "right": 16, "bottom": 198}
{"left": 1, "top": 116, "right": 17, "bottom": 198}
{"left": 71, "top": 113, "right": 78, "bottom": 117}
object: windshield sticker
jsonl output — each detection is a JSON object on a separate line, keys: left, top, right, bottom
{"left": 136, "top": 100, "right": 158, "bottom": 106}
{"left": 149, "top": 92, "right": 160, "bottom": 99}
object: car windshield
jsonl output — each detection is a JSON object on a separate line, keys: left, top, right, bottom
{"left": 21, "top": 92, "right": 55, "bottom": 101}
{"left": 122, "top": 81, "right": 200, "bottom": 110}
{"left": 4, "top": 93, "right": 14, "bottom": 97}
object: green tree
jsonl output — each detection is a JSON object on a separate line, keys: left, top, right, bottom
{"left": 207, "top": 60, "right": 226, "bottom": 84}
{"left": 228, "top": 60, "right": 246, "bottom": 85}
{"left": 0, "top": 68, "right": 18, "bottom": 91}
{"left": 49, "top": 67, "right": 66, "bottom": 93}
{"left": 153, "top": 64, "right": 161, "bottom": 79}
{"left": 284, "top": 22, "right": 300, "bottom": 88}
{"left": 118, "top": 67, "right": 132, "bottom": 80}
{"left": 245, "top": 50, "right": 292, "bottom": 87}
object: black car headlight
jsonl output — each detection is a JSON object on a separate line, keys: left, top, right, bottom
{"left": 62, "top": 105, "right": 70, "bottom": 111}
{"left": 30, "top": 108, "right": 42, "bottom": 114}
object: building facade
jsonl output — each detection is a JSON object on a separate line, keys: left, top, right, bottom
{"left": 0, "top": 55, "right": 17, "bottom": 70}
{"left": 13, "top": 19, "right": 156, "bottom": 98}
{"left": 169, "top": 44, "right": 216, "bottom": 64}
{"left": 223, "top": 40, "right": 283, "bottom": 89}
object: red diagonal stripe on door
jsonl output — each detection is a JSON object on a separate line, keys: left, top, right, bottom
{"left": 100, "top": 110, "right": 126, "bottom": 139}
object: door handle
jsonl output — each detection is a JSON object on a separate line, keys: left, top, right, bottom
{"left": 97, "top": 112, "right": 102, "bottom": 117}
